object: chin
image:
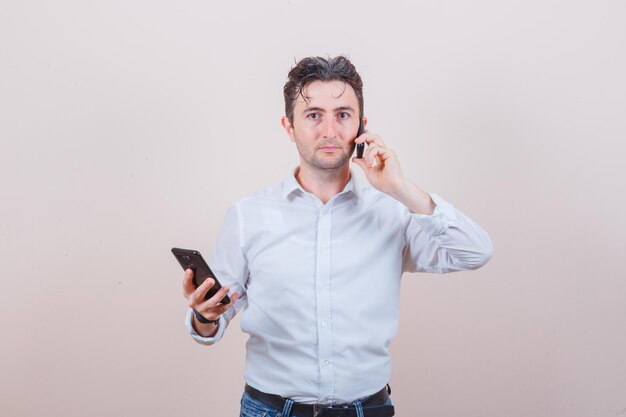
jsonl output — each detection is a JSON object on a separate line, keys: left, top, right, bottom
{"left": 311, "top": 156, "right": 351, "bottom": 170}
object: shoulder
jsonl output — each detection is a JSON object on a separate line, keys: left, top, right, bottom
{"left": 228, "top": 181, "right": 285, "bottom": 212}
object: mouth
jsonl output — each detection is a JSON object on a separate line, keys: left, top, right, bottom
{"left": 318, "top": 144, "right": 342, "bottom": 152}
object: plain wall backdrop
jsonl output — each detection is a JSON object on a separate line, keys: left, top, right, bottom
{"left": 1, "top": 1, "right": 625, "bottom": 416}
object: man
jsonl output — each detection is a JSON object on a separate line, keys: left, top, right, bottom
{"left": 182, "top": 56, "right": 493, "bottom": 417}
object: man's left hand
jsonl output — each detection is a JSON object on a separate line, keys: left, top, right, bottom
{"left": 352, "top": 131, "right": 436, "bottom": 215}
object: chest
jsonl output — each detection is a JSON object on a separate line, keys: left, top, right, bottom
{"left": 242, "top": 201, "right": 406, "bottom": 291}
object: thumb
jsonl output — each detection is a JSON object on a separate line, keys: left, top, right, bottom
{"left": 351, "top": 157, "right": 368, "bottom": 172}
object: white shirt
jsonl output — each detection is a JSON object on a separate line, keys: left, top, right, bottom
{"left": 186, "top": 172, "right": 493, "bottom": 404}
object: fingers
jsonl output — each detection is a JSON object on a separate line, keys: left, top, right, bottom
{"left": 182, "top": 268, "right": 196, "bottom": 298}
{"left": 187, "top": 277, "right": 217, "bottom": 307}
{"left": 364, "top": 144, "right": 394, "bottom": 168}
{"left": 354, "top": 131, "right": 391, "bottom": 167}
{"left": 193, "top": 290, "right": 241, "bottom": 322}
{"left": 207, "top": 291, "right": 240, "bottom": 316}
{"left": 355, "top": 131, "right": 386, "bottom": 148}
{"left": 351, "top": 145, "right": 387, "bottom": 169}
{"left": 352, "top": 130, "right": 406, "bottom": 195}
{"left": 186, "top": 276, "right": 239, "bottom": 322}
{"left": 205, "top": 280, "right": 230, "bottom": 306}
{"left": 182, "top": 267, "right": 240, "bottom": 327}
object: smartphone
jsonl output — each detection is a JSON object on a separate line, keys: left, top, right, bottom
{"left": 355, "top": 117, "right": 365, "bottom": 158}
{"left": 171, "top": 247, "right": 231, "bottom": 304}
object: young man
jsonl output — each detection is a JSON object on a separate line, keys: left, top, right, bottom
{"left": 182, "top": 56, "right": 493, "bottom": 417}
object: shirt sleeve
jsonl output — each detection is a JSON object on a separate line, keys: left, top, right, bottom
{"left": 402, "top": 193, "right": 494, "bottom": 273}
{"left": 185, "top": 204, "right": 249, "bottom": 345}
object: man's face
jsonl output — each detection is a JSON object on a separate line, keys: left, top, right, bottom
{"left": 282, "top": 80, "right": 363, "bottom": 172}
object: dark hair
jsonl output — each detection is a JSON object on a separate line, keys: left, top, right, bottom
{"left": 283, "top": 56, "right": 364, "bottom": 125}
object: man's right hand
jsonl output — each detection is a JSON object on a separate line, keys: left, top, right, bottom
{"left": 182, "top": 269, "right": 240, "bottom": 337}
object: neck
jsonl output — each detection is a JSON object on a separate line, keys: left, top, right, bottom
{"left": 295, "top": 164, "right": 351, "bottom": 204}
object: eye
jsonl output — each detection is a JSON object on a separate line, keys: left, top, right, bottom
{"left": 308, "top": 113, "right": 320, "bottom": 120}
{"left": 338, "top": 112, "right": 350, "bottom": 119}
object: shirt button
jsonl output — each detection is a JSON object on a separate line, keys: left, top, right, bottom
{"left": 321, "top": 208, "right": 328, "bottom": 215}
{"left": 322, "top": 360, "right": 330, "bottom": 366}
{"left": 319, "top": 283, "right": 327, "bottom": 289}
{"left": 321, "top": 321, "right": 328, "bottom": 328}
{"left": 320, "top": 244, "right": 326, "bottom": 252}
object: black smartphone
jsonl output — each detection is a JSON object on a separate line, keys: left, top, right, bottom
{"left": 355, "top": 117, "right": 365, "bottom": 158}
{"left": 171, "top": 247, "right": 231, "bottom": 304}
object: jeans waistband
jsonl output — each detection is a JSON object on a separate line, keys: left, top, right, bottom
{"left": 244, "top": 384, "right": 394, "bottom": 417}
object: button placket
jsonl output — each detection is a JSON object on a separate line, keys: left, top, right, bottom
{"left": 315, "top": 204, "right": 334, "bottom": 399}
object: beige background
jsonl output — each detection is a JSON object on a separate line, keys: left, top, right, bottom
{"left": 1, "top": 1, "right": 625, "bottom": 416}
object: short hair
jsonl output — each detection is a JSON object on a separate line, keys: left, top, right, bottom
{"left": 283, "top": 56, "right": 364, "bottom": 125}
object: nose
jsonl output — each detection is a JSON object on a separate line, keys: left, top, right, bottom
{"left": 322, "top": 118, "right": 338, "bottom": 139}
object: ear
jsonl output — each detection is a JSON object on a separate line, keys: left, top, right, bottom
{"left": 362, "top": 116, "right": 368, "bottom": 128}
{"left": 281, "top": 116, "right": 296, "bottom": 143}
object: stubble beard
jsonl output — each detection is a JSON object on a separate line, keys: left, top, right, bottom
{"left": 296, "top": 140, "right": 356, "bottom": 172}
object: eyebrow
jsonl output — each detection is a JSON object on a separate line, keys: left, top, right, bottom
{"left": 302, "top": 106, "right": 356, "bottom": 114}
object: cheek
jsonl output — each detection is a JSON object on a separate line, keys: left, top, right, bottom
{"left": 294, "top": 125, "right": 319, "bottom": 141}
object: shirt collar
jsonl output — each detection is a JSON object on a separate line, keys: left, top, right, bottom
{"left": 280, "top": 168, "right": 367, "bottom": 200}
{"left": 280, "top": 169, "right": 305, "bottom": 199}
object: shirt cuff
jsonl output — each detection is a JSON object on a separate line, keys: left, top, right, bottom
{"left": 412, "top": 193, "right": 458, "bottom": 236}
{"left": 185, "top": 308, "right": 227, "bottom": 345}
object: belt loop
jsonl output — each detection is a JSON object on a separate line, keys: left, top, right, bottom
{"left": 353, "top": 400, "right": 365, "bottom": 417}
{"left": 281, "top": 398, "right": 294, "bottom": 417}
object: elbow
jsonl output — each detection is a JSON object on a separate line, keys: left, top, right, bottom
{"left": 470, "top": 236, "right": 494, "bottom": 270}
{"left": 451, "top": 235, "right": 493, "bottom": 271}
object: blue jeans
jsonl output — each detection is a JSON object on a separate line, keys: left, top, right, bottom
{"left": 239, "top": 391, "right": 393, "bottom": 417}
